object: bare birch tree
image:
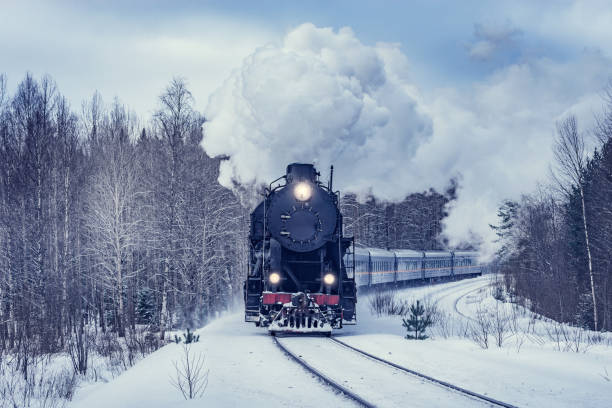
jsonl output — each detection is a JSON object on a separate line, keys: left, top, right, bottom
{"left": 85, "top": 102, "right": 141, "bottom": 337}
{"left": 553, "top": 115, "right": 598, "bottom": 330}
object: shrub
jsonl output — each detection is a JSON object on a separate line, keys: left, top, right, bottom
{"left": 174, "top": 328, "right": 200, "bottom": 344}
{"left": 369, "top": 289, "right": 410, "bottom": 316}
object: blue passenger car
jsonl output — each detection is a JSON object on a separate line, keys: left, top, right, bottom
{"left": 394, "top": 249, "right": 424, "bottom": 281}
{"left": 345, "top": 247, "right": 481, "bottom": 288}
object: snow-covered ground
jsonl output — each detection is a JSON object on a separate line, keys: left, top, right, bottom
{"left": 340, "top": 275, "right": 612, "bottom": 408}
{"left": 68, "top": 275, "right": 612, "bottom": 408}
{"left": 69, "top": 312, "right": 356, "bottom": 408}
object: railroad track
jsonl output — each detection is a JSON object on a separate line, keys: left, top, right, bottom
{"left": 429, "top": 276, "right": 490, "bottom": 308}
{"left": 330, "top": 337, "right": 519, "bottom": 408}
{"left": 273, "top": 333, "right": 519, "bottom": 408}
{"left": 452, "top": 284, "right": 490, "bottom": 322}
{"left": 272, "top": 336, "right": 374, "bottom": 408}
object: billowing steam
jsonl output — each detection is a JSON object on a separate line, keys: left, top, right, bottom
{"left": 202, "top": 23, "right": 610, "bottom": 255}
{"left": 202, "top": 23, "right": 433, "bottom": 201}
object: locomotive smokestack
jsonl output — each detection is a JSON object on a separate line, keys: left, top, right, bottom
{"left": 286, "top": 163, "right": 317, "bottom": 183}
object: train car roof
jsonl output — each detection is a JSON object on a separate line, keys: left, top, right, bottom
{"left": 352, "top": 247, "right": 371, "bottom": 256}
{"left": 424, "top": 250, "right": 452, "bottom": 257}
{"left": 453, "top": 251, "right": 479, "bottom": 257}
{"left": 366, "top": 248, "right": 396, "bottom": 258}
{"left": 393, "top": 249, "right": 423, "bottom": 258}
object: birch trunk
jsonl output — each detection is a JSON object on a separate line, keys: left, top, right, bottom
{"left": 580, "top": 187, "right": 598, "bottom": 331}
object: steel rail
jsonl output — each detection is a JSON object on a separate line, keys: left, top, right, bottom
{"left": 453, "top": 284, "right": 487, "bottom": 322}
{"left": 330, "top": 337, "right": 519, "bottom": 408}
{"left": 272, "top": 336, "right": 375, "bottom": 408}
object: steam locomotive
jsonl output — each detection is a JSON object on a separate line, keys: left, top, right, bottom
{"left": 243, "top": 163, "right": 482, "bottom": 334}
{"left": 244, "top": 163, "right": 355, "bottom": 334}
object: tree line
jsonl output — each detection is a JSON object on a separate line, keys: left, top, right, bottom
{"left": 492, "top": 87, "right": 612, "bottom": 332}
{"left": 0, "top": 73, "right": 248, "bottom": 358}
{"left": 341, "top": 181, "right": 458, "bottom": 251}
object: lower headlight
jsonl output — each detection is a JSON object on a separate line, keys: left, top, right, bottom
{"left": 269, "top": 272, "right": 281, "bottom": 284}
{"left": 323, "top": 273, "right": 336, "bottom": 285}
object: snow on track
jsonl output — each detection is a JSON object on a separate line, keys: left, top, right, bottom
{"left": 276, "top": 335, "right": 491, "bottom": 408}
{"left": 330, "top": 337, "right": 517, "bottom": 408}
{"left": 273, "top": 336, "right": 375, "bottom": 408}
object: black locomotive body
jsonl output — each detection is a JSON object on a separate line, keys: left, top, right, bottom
{"left": 244, "top": 163, "right": 356, "bottom": 334}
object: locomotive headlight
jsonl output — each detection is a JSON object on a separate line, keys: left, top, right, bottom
{"left": 293, "top": 182, "right": 312, "bottom": 201}
{"left": 269, "top": 272, "right": 281, "bottom": 285}
{"left": 323, "top": 273, "right": 336, "bottom": 285}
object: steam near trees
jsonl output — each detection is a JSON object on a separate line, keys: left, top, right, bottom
{"left": 341, "top": 181, "right": 457, "bottom": 251}
{"left": 493, "top": 96, "right": 612, "bottom": 331}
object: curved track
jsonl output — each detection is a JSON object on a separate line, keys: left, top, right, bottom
{"left": 452, "top": 285, "right": 486, "bottom": 322}
{"left": 274, "top": 332, "right": 517, "bottom": 408}
{"left": 429, "top": 276, "right": 490, "bottom": 307}
{"left": 330, "top": 337, "right": 518, "bottom": 408}
{"left": 273, "top": 277, "right": 522, "bottom": 408}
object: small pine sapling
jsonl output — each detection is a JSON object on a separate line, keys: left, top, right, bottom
{"left": 402, "top": 300, "right": 433, "bottom": 340}
{"left": 182, "top": 328, "right": 200, "bottom": 344}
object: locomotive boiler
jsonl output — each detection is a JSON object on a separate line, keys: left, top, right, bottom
{"left": 244, "top": 163, "right": 356, "bottom": 334}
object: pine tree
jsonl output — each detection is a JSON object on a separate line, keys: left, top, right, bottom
{"left": 402, "top": 300, "right": 432, "bottom": 340}
{"left": 136, "top": 287, "right": 155, "bottom": 324}
{"left": 182, "top": 328, "right": 200, "bottom": 344}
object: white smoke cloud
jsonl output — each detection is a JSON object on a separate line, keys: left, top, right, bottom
{"left": 202, "top": 24, "right": 433, "bottom": 201}
{"left": 202, "top": 23, "right": 611, "bottom": 256}
{"left": 430, "top": 51, "right": 610, "bottom": 255}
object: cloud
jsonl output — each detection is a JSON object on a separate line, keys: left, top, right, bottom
{"left": 468, "top": 21, "right": 521, "bottom": 60}
{"left": 0, "top": 0, "right": 276, "bottom": 115}
{"left": 202, "top": 23, "right": 612, "bottom": 258}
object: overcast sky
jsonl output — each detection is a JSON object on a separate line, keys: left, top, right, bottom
{"left": 3, "top": 0, "right": 612, "bottom": 253}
